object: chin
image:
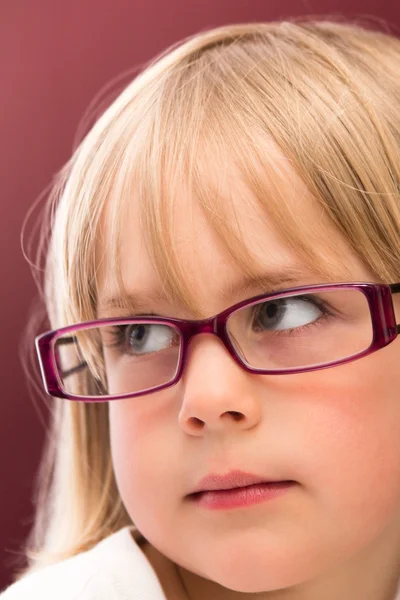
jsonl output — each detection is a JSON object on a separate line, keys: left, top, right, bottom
{"left": 204, "top": 555, "right": 316, "bottom": 594}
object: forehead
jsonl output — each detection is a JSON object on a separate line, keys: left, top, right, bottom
{"left": 97, "top": 140, "right": 367, "bottom": 317}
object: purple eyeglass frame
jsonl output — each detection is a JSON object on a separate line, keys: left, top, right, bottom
{"left": 35, "top": 282, "right": 400, "bottom": 402}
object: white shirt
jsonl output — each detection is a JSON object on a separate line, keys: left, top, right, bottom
{"left": 0, "top": 526, "right": 167, "bottom": 599}
{"left": 2, "top": 525, "right": 400, "bottom": 599}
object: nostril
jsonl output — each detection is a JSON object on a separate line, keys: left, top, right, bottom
{"left": 188, "top": 416, "right": 205, "bottom": 428}
{"left": 227, "top": 411, "right": 244, "bottom": 421}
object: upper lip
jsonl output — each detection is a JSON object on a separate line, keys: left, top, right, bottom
{"left": 189, "top": 469, "right": 290, "bottom": 495}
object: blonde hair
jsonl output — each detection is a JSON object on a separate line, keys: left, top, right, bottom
{"left": 14, "top": 15, "right": 400, "bottom": 581}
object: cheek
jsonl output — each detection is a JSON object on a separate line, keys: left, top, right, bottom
{"left": 279, "top": 342, "right": 400, "bottom": 527}
{"left": 108, "top": 396, "right": 179, "bottom": 515}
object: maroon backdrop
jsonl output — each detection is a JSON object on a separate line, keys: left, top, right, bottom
{"left": 1, "top": 0, "right": 399, "bottom": 591}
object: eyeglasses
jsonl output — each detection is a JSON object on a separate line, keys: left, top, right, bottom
{"left": 35, "top": 282, "right": 400, "bottom": 402}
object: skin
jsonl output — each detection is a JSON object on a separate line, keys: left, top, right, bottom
{"left": 99, "top": 148, "right": 400, "bottom": 600}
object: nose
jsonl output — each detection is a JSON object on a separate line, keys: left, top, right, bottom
{"left": 177, "top": 333, "right": 262, "bottom": 435}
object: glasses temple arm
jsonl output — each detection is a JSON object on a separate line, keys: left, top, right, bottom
{"left": 389, "top": 283, "right": 400, "bottom": 333}
{"left": 54, "top": 335, "right": 88, "bottom": 379}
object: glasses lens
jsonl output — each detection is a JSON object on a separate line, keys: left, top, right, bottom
{"left": 226, "top": 288, "right": 373, "bottom": 371}
{"left": 53, "top": 321, "right": 182, "bottom": 398}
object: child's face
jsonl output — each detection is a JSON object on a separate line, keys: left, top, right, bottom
{"left": 101, "top": 156, "right": 400, "bottom": 597}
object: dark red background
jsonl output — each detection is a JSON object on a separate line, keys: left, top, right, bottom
{"left": 1, "top": 0, "right": 399, "bottom": 591}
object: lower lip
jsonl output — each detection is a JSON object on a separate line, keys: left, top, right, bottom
{"left": 190, "top": 481, "right": 296, "bottom": 510}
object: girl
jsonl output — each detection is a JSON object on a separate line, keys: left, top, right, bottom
{"left": 3, "top": 16, "right": 400, "bottom": 600}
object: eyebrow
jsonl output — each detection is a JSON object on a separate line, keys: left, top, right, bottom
{"left": 97, "top": 265, "right": 333, "bottom": 317}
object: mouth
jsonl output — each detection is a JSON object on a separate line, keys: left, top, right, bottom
{"left": 188, "top": 469, "right": 296, "bottom": 496}
{"left": 187, "top": 481, "right": 297, "bottom": 510}
{"left": 188, "top": 480, "right": 296, "bottom": 498}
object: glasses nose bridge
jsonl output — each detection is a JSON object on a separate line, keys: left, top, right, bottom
{"left": 181, "top": 313, "right": 236, "bottom": 367}
{"left": 184, "top": 313, "right": 226, "bottom": 345}
{"left": 188, "top": 313, "right": 219, "bottom": 334}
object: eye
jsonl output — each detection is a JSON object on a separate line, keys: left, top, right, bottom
{"left": 105, "top": 323, "right": 179, "bottom": 356}
{"left": 126, "top": 324, "right": 151, "bottom": 352}
{"left": 253, "top": 296, "right": 323, "bottom": 332}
